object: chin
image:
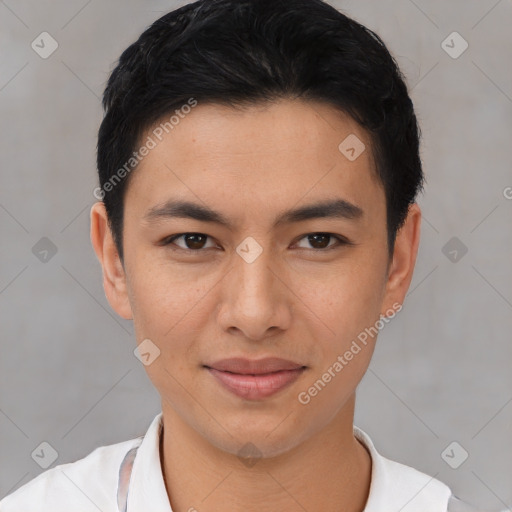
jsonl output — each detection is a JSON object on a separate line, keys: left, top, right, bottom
{"left": 199, "top": 415, "right": 312, "bottom": 461}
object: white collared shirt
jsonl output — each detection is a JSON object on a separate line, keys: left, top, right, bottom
{"left": 0, "top": 413, "right": 480, "bottom": 511}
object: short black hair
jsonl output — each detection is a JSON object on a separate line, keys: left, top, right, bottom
{"left": 97, "top": 0, "right": 424, "bottom": 263}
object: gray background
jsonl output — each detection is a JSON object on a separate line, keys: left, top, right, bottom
{"left": 1, "top": 0, "right": 511, "bottom": 510}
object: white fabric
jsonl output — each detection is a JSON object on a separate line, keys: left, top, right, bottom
{"left": 1, "top": 412, "right": 456, "bottom": 511}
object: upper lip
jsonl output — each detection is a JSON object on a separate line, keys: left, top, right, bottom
{"left": 205, "top": 357, "right": 305, "bottom": 375}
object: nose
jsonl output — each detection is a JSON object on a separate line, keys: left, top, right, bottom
{"left": 216, "top": 246, "right": 292, "bottom": 342}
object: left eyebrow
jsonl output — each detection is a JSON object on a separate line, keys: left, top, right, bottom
{"left": 274, "top": 198, "right": 363, "bottom": 227}
{"left": 143, "top": 198, "right": 364, "bottom": 230}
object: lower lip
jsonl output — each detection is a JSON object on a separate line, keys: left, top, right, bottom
{"left": 206, "top": 367, "right": 306, "bottom": 400}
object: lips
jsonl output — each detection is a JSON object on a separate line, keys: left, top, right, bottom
{"left": 206, "top": 357, "right": 305, "bottom": 374}
{"left": 204, "top": 357, "right": 307, "bottom": 400}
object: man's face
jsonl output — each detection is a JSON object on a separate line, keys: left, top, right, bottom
{"left": 97, "top": 99, "right": 411, "bottom": 458}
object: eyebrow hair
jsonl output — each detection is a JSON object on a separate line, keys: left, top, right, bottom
{"left": 143, "top": 198, "right": 363, "bottom": 230}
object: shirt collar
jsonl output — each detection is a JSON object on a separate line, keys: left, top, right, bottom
{"left": 127, "top": 412, "right": 171, "bottom": 512}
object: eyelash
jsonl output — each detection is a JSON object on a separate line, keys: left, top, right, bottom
{"left": 160, "top": 232, "right": 352, "bottom": 253}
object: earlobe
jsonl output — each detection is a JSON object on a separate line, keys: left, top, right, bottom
{"left": 90, "top": 202, "right": 133, "bottom": 320}
{"left": 381, "top": 203, "right": 422, "bottom": 315}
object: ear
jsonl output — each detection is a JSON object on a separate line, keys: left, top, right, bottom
{"left": 380, "top": 202, "right": 422, "bottom": 316}
{"left": 90, "top": 202, "right": 133, "bottom": 320}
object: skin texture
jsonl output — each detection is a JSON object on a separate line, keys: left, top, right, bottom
{"left": 90, "top": 99, "right": 421, "bottom": 512}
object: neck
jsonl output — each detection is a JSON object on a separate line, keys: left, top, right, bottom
{"left": 159, "top": 394, "right": 371, "bottom": 512}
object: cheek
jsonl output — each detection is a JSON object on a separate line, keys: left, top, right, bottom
{"left": 126, "top": 256, "right": 223, "bottom": 375}
{"left": 127, "top": 252, "right": 198, "bottom": 325}
{"left": 295, "top": 265, "right": 384, "bottom": 414}
{"left": 302, "top": 257, "right": 387, "bottom": 344}
{"left": 127, "top": 262, "right": 207, "bottom": 399}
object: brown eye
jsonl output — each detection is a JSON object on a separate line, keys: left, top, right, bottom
{"left": 163, "top": 233, "right": 216, "bottom": 251}
{"left": 307, "top": 233, "right": 331, "bottom": 249}
{"left": 184, "top": 234, "right": 207, "bottom": 249}
{"left": 295, "top": 233, "right": 348, "bottom": 250}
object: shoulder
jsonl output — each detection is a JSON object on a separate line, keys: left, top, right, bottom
{"left": 354, "top": 426, "right": 452, "bottom": 512}
{"left": 0, "top": 436, "right": 142, "bottom": 512}
{"left": 380, "top": 456, "right": 452, "bottom": 508}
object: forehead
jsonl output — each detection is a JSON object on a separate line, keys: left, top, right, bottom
{"left": 124, "top": 99, "right": 384, "bottom": 226}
